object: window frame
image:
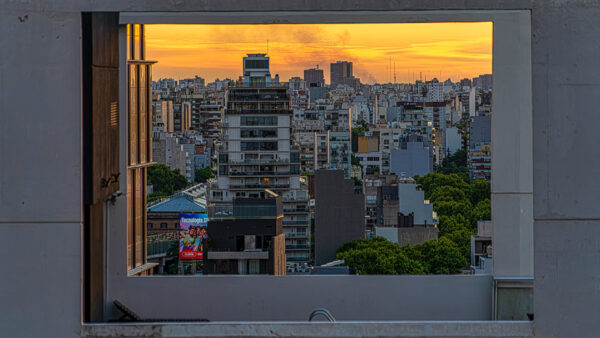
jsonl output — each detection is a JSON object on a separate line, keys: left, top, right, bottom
{"left": 104, "top": 10, "right": 532, "bottom": 322}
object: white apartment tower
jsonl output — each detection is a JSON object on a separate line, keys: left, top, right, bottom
{"left": 210, "top": 54, "right": 311, "bottom": 265}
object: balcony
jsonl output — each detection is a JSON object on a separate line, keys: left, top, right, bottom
{"left": 282, "top": 196, "right": 309, "bottom": 202}
{"left": 230, "top": 183, "right": 290, "bottom": 189}
{"left": 283, "top": 207, "right": 309, "bottom": 213}
{"left": 227, "top": 109, "right": 292, "bottom": 115}
{"left": 229, "top": 171, "right": 291, "bottom": 176}
{"left": 228, "top": 158, "right": 290, "bottom": 165}
{"left": 287, "top": 256, "right": 310, "bottom": 262}
{"left": 283, "top": 220, "right": 309, "bottom": 225}
{"left": 286, "top": 244, "right": 310, "bottom": 250}
{"left": 285, "top": 232, "right": 308, "bottom": 239}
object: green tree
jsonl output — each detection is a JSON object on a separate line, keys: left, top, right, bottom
{"left": 471, "top": 198, "right": 491, "bottom": 225}
{"left": 470, "top": 179, "right": 491, "bottom": 205}
{"left": 429, "top": 186, "right": 468, "bottom": 204}
{"left": 444, "top": 228, "right": 475, "bottom": 263}
{"left": 148, "top": 164, "right": 189, "bottom": 200}
{"left": 437, "top": 214, "right": 471, "bottom": 237}
{"left": 433, "top": 201, "right": 473, "bottom": 222}
{"left": 336, "top": 237, "right": 425, "bottom": 275}
{"left": 417, "top": 237, "right": 467, "bottom": 274}
{"left": 194, "top": 167, "right": 214, "bottom": 183}
{"left": 415, "top": 173, "right": 470, "bottom": 200}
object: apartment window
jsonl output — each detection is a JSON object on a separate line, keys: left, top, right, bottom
{"left": 240, "top": 128, "right": 277, "bottom": 138}
{"left": 160, "top": 223, "right": 167, "bottom": 229}
{"left": 248, "top": 260, "right": 260, "bottom": 274}
{"left": 241, "top": 141, "right": 277, "bottom": 151}
{"left": 241, "top": 116, "right": 278, "bottom": 126}
{"left": 244, "top": 59, "right": 268, "bottom": 69}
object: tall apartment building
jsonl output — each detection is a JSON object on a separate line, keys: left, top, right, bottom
{"left": 173, "top": 102, "right": 191, "bottom": 133}
{"left": 152, "top": 99, "right": 174, "bottom": 133}
{"left": 304, "top": 67, "right": 325, "bottom": 87}
{"left": 330, "top": 61, "right": 361, "bottom": 90}
{"left": 292, "top": 109, "right": 352, "bottom": 178}
{"left": 330, "top": 61, "right": 352, "bottom": 86}
{"left": 210, "top": 54, "right": 311, "bottom": 264}
{"left": 472, "top": 74, "right": 493, "bottom": 91}
{"left": 194, "top": 103, "right": 223, "bottom": 142}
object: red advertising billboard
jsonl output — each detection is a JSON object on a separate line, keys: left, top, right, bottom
{"left": 178, "top": 213, "right": 208, "bottom": 260}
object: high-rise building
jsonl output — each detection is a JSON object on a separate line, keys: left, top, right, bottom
{"left": 330, "top": 61, "right": 361, "bottom": 90}
{"left": 210, "top": 54, "right": 311, "bottom": 265}
{"left": 304, "top": 67, "right": 325, "bottom": 87}
{"left": 472, "top": 74, "right": 493, "bottom": 91}
{"left": 330, "top": 61, "right": 353, "bottom": 87}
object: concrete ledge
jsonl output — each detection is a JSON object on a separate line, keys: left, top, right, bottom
{"left": 81, "top": 321, "right": 534, "bottom": 337}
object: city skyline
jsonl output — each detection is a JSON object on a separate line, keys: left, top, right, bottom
{"left": 145, "top": 22, "right": 492, "bottom": 84}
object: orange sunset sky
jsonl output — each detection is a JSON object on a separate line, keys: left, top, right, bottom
{"left": 145, "top": 22, "right": 492, "bottom": 85}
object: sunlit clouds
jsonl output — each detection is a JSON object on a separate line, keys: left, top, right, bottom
{"left": 145, "top": 22, "right": 492, "bottom": 84}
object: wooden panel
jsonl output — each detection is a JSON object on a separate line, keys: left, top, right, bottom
{"left": 88, "top": 202, "right": 104, "bottom": 321}
{"left": 89, "top": 12, "right": 120, "bottom": 204}
{"left": 126, "top": 24, "right": 153, "bottom": 272}
{"left": 142, "top": 168, "right": 148, "bottom": 263}
{"left": 138, "top": 65, "right": 147, "bottom": 164}
{"left": 134, "top": 168, "right": 144, "bottom": 267}
{"left": 147, "top": 64, "right": 153, "bottom": 162}
{"left": 127, "top": 169, "right": 133, "bottom": 271}
{"left": 273, "top": 233, "right": 286, "bottom": 276}
{"left": 128, "top": 64, "right": 138, "bottom": 165}
{"left": 91, "top": 67, "right": 120, "bottom": 203}
{"left": 132, "top": 25, "right": 140, "bottom": 60}
{"left": 92, "top": 13, "right": 119, "bottom": 68}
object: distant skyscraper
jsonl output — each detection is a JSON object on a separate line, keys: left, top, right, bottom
{"left": 330, "top": 61, "right": 361, "bottom": 90}
{"left": 472, "top": 74, "right": 493, "bottom": 91}
{"left": 330, "top": 61, "right": 353, "bottom": 87}
{"left": 304, "top": 67, "right": 325, "bottom": 87}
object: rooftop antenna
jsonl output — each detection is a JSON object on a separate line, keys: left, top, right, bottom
{"left": 394, "top": 62, "right": 397, "bottom": 84}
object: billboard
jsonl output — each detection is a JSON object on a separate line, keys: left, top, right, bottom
{"left": 178, "top": 213, "right": 208, "bottom": 260}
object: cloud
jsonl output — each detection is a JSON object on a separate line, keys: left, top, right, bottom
{"left": 145, "top": 23, "right": 492, "bottom": 83}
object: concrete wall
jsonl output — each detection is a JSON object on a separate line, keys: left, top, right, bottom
{"left": 108, "top": 275, "right": 494, "bottom": 321}
{"left": 0, "top": 8, "right": 83, "bottom": 338}
{"left": 531, "top": 3, "right": 600, "bottom": 337}
{"left": 397, "top": 226, "right": 439, "bottom": 247}
{"left": 1, "top": 1, "right": 599, "bottom": 337}
{"left": 390, "top": 142, "right": 433, "bottom": 178}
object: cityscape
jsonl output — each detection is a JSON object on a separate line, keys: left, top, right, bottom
{"left": 147, "top": 51, "right": 493, "bottom": 276}
{"left": 4, "top": 2, "right": 596, "bottom": 335}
